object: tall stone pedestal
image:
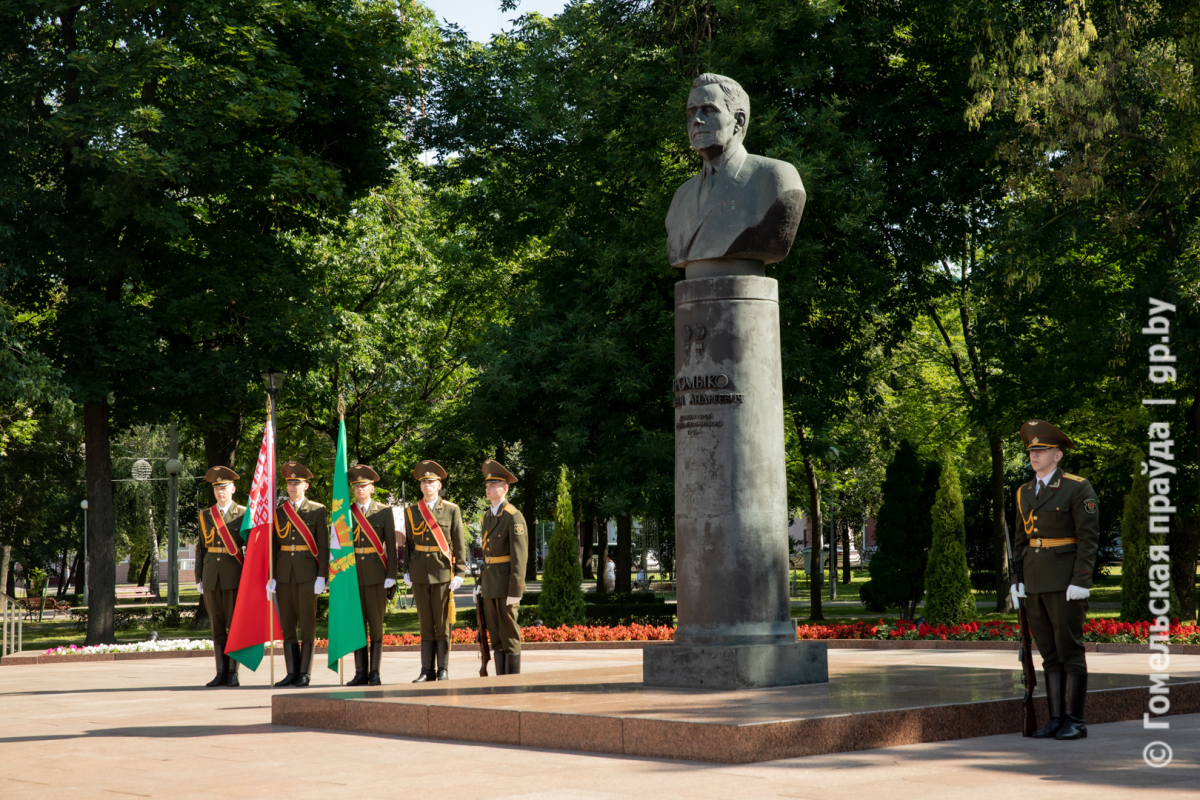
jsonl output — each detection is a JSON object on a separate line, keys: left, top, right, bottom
{"left": 643, "top": 274, "right": 828, "bottom": 689}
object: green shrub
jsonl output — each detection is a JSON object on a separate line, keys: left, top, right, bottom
{"left": 1120, "top": 467, "right": 1180, "bottom": 621}
{"left": 584, "top": 591, "right": 660, "bottom": 605}
{"left": 537, "top": 468, "right": 587, "bottom": 627}
{"left": 584, "top": 603, "right": 675, "bottom": 626}
{"left": 923, "top": 455, "right": 975, "bottom": 624}
{"left": 867, "top": 441, "right": 939, "bottom": 618}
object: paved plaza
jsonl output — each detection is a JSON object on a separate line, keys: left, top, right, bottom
{"left": 1, "top": 649, "right": 1196, "bottom": 798}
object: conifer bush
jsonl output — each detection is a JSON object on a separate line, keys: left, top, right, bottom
{"left": 863, "top": 440, "right": 938, "bottom": 619}
{"left": 923, "top": 454, "right": 975, "bottom": 624}
{"left": 1120, "top": 467, "right": 1179, "bottom": 621}
{"left": 537, "top": 467, "right": 587, "bottom": 627}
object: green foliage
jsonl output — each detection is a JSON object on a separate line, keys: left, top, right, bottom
{"left": 923, "top": 455, "right": 975, "bottom": 624}
{"left": 537, "top": 468, "right": 585, "bottom": 627}
{"left": 865, "top": 441, "right": 940, "bottom": 619}
{"left": 1120, "top": 468, "right": 1180, "bottom": 622}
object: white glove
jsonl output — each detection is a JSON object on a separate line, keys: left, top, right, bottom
{"left": 1066, "top": 584, "right": 1090, "bottom": 601}
{"left": 265, "top": 579, "right": 276, "bottom": 599}
{"left": 1010, "top": 583, "right": 1024, "bottom": 608}
{"left": 384, "top": 578, "right": 396, "bottom": 589}
{"left": 507, "top": 596, "right": 521, "bottom": 606}
{"left": 403, "top": 573, "right": 412, "bottom": 587}
{"left": 313, "top": 577, "right": 326, "bottom": 594}
{"left": 450, "top": 575, "right": 464, "bottom": 591}
{"left": 196, "top": 581, "right": 203, "bottom": 594}
{"left": 473, "top": 584, "right": 481, "bottom": 598}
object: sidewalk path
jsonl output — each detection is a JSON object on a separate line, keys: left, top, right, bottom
{"left": 0, "top": 649, "right": 1195, "bottom": 798}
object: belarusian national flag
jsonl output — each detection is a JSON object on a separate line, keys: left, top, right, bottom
{"left": 326, "top": 416, "right": 366, "bottom": 670}
{"left": 226, "top": 414, "right": 283, "bottom": 670}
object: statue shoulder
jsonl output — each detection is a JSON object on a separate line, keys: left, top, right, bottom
{"left": 744, "top": 153, "right": 803, "bottom": 191}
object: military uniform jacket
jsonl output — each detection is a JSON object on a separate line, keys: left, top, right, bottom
{"left": 272, "top": 498, "right": 330, "bottom": 583}
{"left": 480, "top": 500, "right": 528, "bottom": 600}
{"left": 1013, "top": 468, "right": 1100, "bottom": 594}
{"left": 404, "top": 499, "right": 466, "bottom": 584}
{"left": 196, "top": 504, "right": 247, "bottom": 591}
{"left": 352, "top": 499, "right": 400, "bottom": 586}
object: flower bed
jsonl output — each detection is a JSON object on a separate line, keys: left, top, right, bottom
{"left": 796, "top": 619, "right": 1200, "bottom": 645}
{"left": 314, "top": 623, "right": 677, "bottom": 648}
{"left": 44, "top": 639, "right": 214, "bottom": 656}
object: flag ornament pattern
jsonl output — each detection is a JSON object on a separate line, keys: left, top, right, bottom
{"left": 226, "top": 416, "right": 283, "bottom": 671}
{"left": 326, "top": 416, "right": 367, "bottom": 670}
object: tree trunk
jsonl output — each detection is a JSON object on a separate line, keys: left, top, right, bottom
{"left": 523, "top": 468, "right": 538, "bottom": 582}
{"left": 596, "top": 518, "right": 609, "bottom": 594}
{"left": 0, "top": 544, "right": 11, "bottom": 598}
{"left": 990, "top": 435, "right": 1012, "bottom": 612}
{"left": 797, "top": 424, "right": 824, "bottom": 621}
{"left": 842, "top": 521, "right": 852, "bottom": 584}
{"left": 616, "top": 514, "right": 633, "bottom": 593}
{"left": 147, "top": 504, "right": 161, "bottom": 598}
{"left": 85, "top": 399, "right": 117, "bottom": 645}
{"left": 57, "top": 548, "right": 69, "bottom": 597}
{"left": 580, "top": 514, "right": 594, "bottom": 580}
{"left": 202, "top": 398, "right": 244, "bottom": 505}
{"left": 69, "top": 550, "right": 82, "bottom": 597}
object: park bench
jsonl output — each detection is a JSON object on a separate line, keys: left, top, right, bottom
{"left": 115, "top": 587, "right": 158, "bottom": 603}
{"left": 22, "top": 596, "right": 72, "bottom": 620}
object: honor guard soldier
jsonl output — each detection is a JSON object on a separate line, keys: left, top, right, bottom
{"left": 346, "top": 464, "right": 400, "bottom": 686}
{"left": 403, "top": 460, "right": 466, "bottom": 682}
{"left": 266, "top": 461, "right": 329, "bottom": 687}
{"left": 1010, "top": 420, "right": 1099, "bottom": 740}
{"left": 196, "top": 467, "right": 246, "bottom": 687}
{"left": 477, "top": 460, "right": 528, "bottom": 675}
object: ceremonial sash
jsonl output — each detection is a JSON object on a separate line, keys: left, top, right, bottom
{"left": 209, "top": 506, "right": 244, "bottom": 565}
{"left": 352, "top": 503, "right": 388, "bottom": 570}
{"left": 417, "top": 500, "right": 452, "bottom": 563}
{"left": 282, "top": 502, "right": 319, "bottom": 556}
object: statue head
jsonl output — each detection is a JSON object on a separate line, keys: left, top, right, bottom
{"left": 686, "top": 73, "right": 750, "bottom": 162}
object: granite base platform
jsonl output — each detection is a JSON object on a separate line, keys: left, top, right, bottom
{"left": 271, "top": 661, "right": 1200, "bottom": 763}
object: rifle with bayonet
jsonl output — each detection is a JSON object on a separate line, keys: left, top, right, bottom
{"left": 1004, "top": 514, "right": 1038, "bottom": 736}
{"left": 474, "top": 581, "right": 491, "bottom": 677}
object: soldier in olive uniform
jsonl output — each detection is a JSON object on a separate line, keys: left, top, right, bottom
{"left": 346, "top": 464, "right": 400, "bottom": 686}
{"left": 266, "top": 461, "right": 329, "bottom": 687}
{"left": 1010, "top": 420, "right": 1099, "bottom": 740}
{"left": 404, "top": 460, "right": 466, "bottom": 681}
{"left": 477, "top": 460, "right": 529, "bottom": 675}
{"left": 196, "top": 466, "right": 247, "bottom": 687}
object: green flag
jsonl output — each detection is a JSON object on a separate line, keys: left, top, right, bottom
{"left": 326, "top": 416, "right": 366, "bottom": 670}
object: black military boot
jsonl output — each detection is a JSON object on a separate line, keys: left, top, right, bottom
{"left": 435, "top": 640, "right": 450, "bottom": 681}
{"left": 1031, "top": 670, "right": 1065, "bottom": 738}
{"left": 1056, "top": 672, "right": 1088, "bottom": 740}
{"left": 275, "top": 642, "right": 298, "bottom": 687}
{"left": 206, "top": 642, "right": 228, "bottom": 687}
{"left": 493, "top": 649, "right": 507, "bottom": 676}
{"left": 292, "top": 641, "right": 313, "bottom": 687}
{"left": 226, "top": 656, "right": 240, "bottom": 687}
{"left": 506, "top": 653, "right": 521, "bottom": 675}
{"left": 346, "top": 647, "right": 369, "bottom": 686}
{"left": 413, "top": 640, "right": 437, "bottom": 682}
{"left": 367, "top": 639, "right": 383, "bottom": 686}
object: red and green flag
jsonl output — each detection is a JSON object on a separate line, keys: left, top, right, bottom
{"left": 226, "top": 414, "right": 283, "bottom": 670}
{"left": 326, "top": 415, "right": 366, "bottom": 670}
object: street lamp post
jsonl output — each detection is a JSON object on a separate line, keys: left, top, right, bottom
{"left": 166, "top": 419, "right": 182, "bottom": 606}
{"left": 80, "top": 499, "right": 89, "bottom": 606}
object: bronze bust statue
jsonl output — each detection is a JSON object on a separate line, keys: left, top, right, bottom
{"left": 665, "top": 74, "right": 806, "bottom": 277}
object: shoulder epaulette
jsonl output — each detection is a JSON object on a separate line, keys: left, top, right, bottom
{"left": 307, "top": 501, "right": 326, "bottom": 509}
{"left": 442, "top": 500, "right": 459, "bottom": 509}
{"left": 505, "top": 505, "right": 518, "bottom": 515}
{"left": 1063, "top": 473, "right": 1085, "bottom": 482}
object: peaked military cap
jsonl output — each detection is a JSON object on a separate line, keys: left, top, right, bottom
{"left": 348, "top": 464, "right": 380, "bottom": 485}
{"left": 1020, "top": 419, "right": 1076, "bottom": 451}
{"left": 205, "top": 466, "right": 240, "bottom": 485}
{"left": 281, "top": 461, "right": 314, "bottom": 481}
{"left": 413, "top": 460, "right": 447, "bottom": 481}
{"left": 481, "top": 459, "right": 518, "bottom": 484}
